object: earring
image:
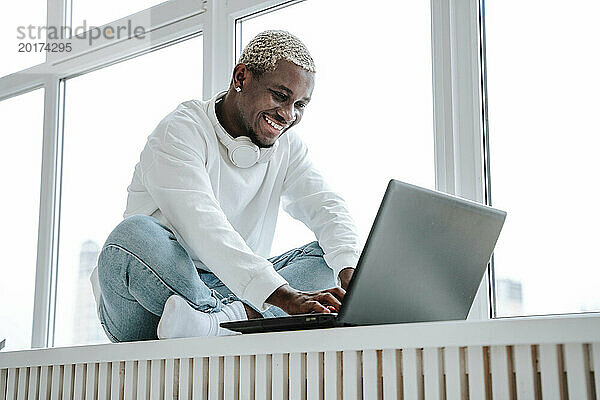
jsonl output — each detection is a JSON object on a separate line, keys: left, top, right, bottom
{"left": 235, "top": 86, "right": 242, "bottom": 92}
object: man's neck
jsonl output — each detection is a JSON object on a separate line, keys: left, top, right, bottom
{"left": 215, "top": 92, "right": 243, "bottom": 139}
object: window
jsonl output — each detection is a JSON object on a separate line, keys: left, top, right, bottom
{"left": 71, "top": 0, "right": 166, "bottom": 29}
{"left": 52, "top": 35, "right": 203, "bottom": 347}
{"left": 0, "top": 1, "right": 47, "bottom": 78}
{"left": 0, "top": 88, "right": 44, "bottom": 351}
{"left": 239, "top": 0, "right": 435, "bottom": 255}
{"left": 485, "top": 0, "right": 600, "bottom": 317}
{"left": 7, "top": 0, "right": 594, "bottom": 349}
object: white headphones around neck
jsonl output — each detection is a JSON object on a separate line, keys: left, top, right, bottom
{"left": 214, "top": 128, "right": 278, "bottom": 168}
{"left": 213, "top": 96, "right": 278, "bottom": 168}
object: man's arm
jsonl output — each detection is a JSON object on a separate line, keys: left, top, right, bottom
{"left": 267, "top": 284, "right": 346, "bottom": 314}
{"left": 141, "top": 115, "right": 287, "bottom": 310}
{"left": 338, "top": 267, "right": 355, "bottom": 290}
{"left": 281, "top": 132, "right": 362, "bottom": 285}
{"left": 142, "top": 116, "right": 345, "bottom": 314}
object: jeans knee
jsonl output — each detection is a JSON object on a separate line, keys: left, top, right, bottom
{"left": 302, "top": 241, "right": 325, "bottom": 256}
{"left": 301, "top": 246, "right": 335, "bottom": 290}
{"left": 105, "top": 215, "right": 172, "bottom": 253}
{"left": 313, "top": 256, "right": 332, "bottom": 277}
{"left": 107, "top": 215, "right": 156, "bottom": 242}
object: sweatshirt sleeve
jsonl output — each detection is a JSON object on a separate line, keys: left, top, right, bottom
{"left": 141, "top": 114, "right": 287, "bottom": 310}
{"left": 281, "top": 132, "right": 362, "bottom": 279}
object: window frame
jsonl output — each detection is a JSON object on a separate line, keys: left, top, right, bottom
{"left": 0, "top": 0, "right": 491, "bottom": 348}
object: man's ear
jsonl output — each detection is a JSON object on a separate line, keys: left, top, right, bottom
{"left": 232, "top": 63, "right": 252, "bottom": 90}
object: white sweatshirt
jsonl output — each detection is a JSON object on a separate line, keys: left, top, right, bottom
{"left": 92, "top": 91, "right": 361, "bottom": 311}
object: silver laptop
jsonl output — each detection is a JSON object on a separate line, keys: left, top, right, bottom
{"left": 221, "top": 179, "right": 506, "bottom": 333}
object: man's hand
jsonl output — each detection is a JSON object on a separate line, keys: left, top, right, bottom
{"left": 266, "top": 284, "right": 345, "bottom": 314}
{"left": 338, "top": 267, "right": 355, "bottom": 291}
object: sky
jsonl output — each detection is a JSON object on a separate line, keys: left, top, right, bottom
{"left": 1, "top": 0, "right": 599, "bottom": 351}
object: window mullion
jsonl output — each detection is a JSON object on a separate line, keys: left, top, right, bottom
{"left": 432, "top": 0, "right": 488, "bottom": 319}
{"left": 431, "top": 0, "right": 456, "bottom": 194}
{"left": 31, "top": 76, "right": 62, "bottom": 348}
{"left": 203, "top": 0, "right": 233, "bottom": 99}
{"left": 449, "top": 0, "right": 485, "bottom": 202}
{"left": 205, "top": 0, "right": 303, "bottom": 99}
{"left": 46, "top": 0, "right": 68, "bottom": 63}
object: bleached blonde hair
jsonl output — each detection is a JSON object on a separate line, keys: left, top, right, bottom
{"left": 238, "top": 30, "right": 316, "bottom": 76}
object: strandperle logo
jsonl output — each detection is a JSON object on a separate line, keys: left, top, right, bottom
{"left": 17, "top": 20, "right": 147, "bottom": 45}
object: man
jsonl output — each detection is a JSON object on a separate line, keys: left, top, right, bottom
{"left": 92, "top": 30, "right": 361, "bottom": 341}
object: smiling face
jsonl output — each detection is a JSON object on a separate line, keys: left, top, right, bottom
{"left": 232, "top": 60, "right": 315, "bottom": 147}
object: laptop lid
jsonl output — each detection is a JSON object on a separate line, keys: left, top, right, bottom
{"left": 337, "top": 179, "right": 506, "bottom": 325}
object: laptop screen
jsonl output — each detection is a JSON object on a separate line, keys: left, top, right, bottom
{"left": 338, "top": 180, "right": 506, "bottom": 325}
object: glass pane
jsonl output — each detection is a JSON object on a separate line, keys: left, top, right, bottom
{"left": 240, "top": 0, "right": 434, "bottom": 255}
{"left": 53, "top": 35, "right": 203, "bottom": 347}
{"left": 0, "top": 88, "right": 44, "bottom": 351}
{"left": 486, "top": 0, "right": 600, "bottom": 317}
{"left": 0, "top": 1, "right": 47, "bottom": 78}
{"left": 72, "top": 0, "right": 165, "bottom": 30}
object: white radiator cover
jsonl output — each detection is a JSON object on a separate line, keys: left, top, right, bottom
{"left": 1, "top": 315, "right": 600, "bottom": 399}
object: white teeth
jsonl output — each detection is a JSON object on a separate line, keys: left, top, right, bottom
{"left": 264, "top": 115, "right": 283, "bottom": 131}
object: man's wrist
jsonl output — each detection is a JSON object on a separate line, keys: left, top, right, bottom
{"left": 338, "top": 267, "right": 355, "bottom": 289}
{"left": 265, "top": 284, "right": 297, "bottom": 308}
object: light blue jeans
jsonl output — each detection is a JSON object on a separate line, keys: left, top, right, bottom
{"left": 97, "top": 215, "right": 335, "bottom": 342}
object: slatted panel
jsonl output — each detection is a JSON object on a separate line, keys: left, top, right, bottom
{"left": 490, "top": 345, "right": 512, "bottom": 399}
{"left": 592, "top": 343, "right": 600, "bottom": 399}
{"left": 165, "top": 358, "right": 175, "bottom": 400}
{"left": 402, "top": 348, "right": 422, "bottom": 399}
{"left": 382, "top": 349, "right": 400, "bottom": 400}
{"left": 272, "top": 353, "right": 288, "bottom": 400}
{"left": 192, "top": 357, "right": 208, "bottom": 400}
{"left": 423, "top": 347, "right": 443, "bottom": 400}
{"left": 240, "top": 355, "right": 255, "bottom": 399}
{"left": 110, "top": 361, "right": 121, "bottom": 400}
{"left": 466, "top": 346, "right": 486, "bottom": 400}
{"left": 513, "top": 345, "right": 536, "bottom": 399}
{"left": 306, "top": 352, "right": 323, "bottom": 400}
{"left": 538, "top": 344, "right": 563, "bottom": 400}
{"left": 63, "top": 364, "right": 74, "bottom": 400}
{"left": 149, "top": 359, "right": 163, "bottom": 400}
{"left": 98, "top": 362, "right": 110, "bottom": 400}
{"left": 179, "top": 358, "right": 192, "bottom": 400}
{"left": 137, "top": 360, "right": 149, "bottom": 400}
{"left": 361, "top": 350, "right": 378, "bottom": 400}
{"left": 50, "top": 365, "right": 61, "bottom": 400}
{"left": 323, "top": 352, "right": 340, "bottom": 400}
{"left": 444, "top": 347, "right": 465, "bottom": 400}
{"left": 255, "top": 354, "right": 271, "bottom": 400}
{"left": 17, "top": 367, "right": 27, "bottom": 400}
{"left": 5, "top": 341, "right": 600, "bottom": 400}
{"left": 39, "top": 366, "right": 51, "bottom": 400}
{"left": 124, "top": 361, "right": 136, "bottom": 400}
{"left": 86, "top": 363, "right": 98, "bottom": 400}
{"left": 254, "top": 355, "right": 267, "bottom": 400}
{"left": 28, "top": 367, "right": 39, "bottom": 400}
{"left": 73, "top": 364, "right": 85, "bottom": 400}
{"left": 6, "top": 368, "right": 17, "bottom": 400}
{"left": 207, "top": 356, "right": 222, "bottom": 400}
{"left": 289, "top": 352, "right": 305, "bottom": 400}
{"left": 223, "top": 356, "right": 237, "bottom": 400}
{"left": 342, "top": 351, "right": 362, "bottom": 400}
{"left": 0, "top": 369, "right": 6, "bottom": 400}
{"left": 564, "top": 343, "right": 592, "bottom": 399}
{"left": 22, "top": 369, "right": 30, "bottom": 400}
